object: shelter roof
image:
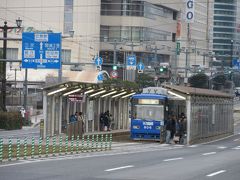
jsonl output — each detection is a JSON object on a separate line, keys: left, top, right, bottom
{"left": 162, "top": 85, "right": 233, "bottom": 98}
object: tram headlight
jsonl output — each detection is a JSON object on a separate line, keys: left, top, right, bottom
{"left": 156, "top": 126, "right": 160, "bottom": 130}
{"left": 133, "top": 125, "right": 140, "bottom": 129}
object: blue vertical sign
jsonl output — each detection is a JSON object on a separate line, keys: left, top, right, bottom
{"left": 232, "top": 58, "right": 240, "bottom": 70}
{"left": 22, "top": 32, "right": 62, "bottom": 69}
{"left": 126, "top": 55, "right": 137, "bottom": 70}
{"left": 137, "top": 62, "right": 145, "bottom": 71}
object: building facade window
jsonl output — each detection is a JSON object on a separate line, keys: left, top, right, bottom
{"left": 101, "top": 0, "right": 176, "bottom": 20}
{"left": 100, "top": 25, "right": 170, "bottom": 42}
{"left": 99, "top": 50, "right": 167, "bottom": 66}
{"left": 62, "top": 49, "right": 71, "bottom": 63}
{"left": 0, "top": 48, "right": 19, "bottom": 60}
{"left": 64, "top": 0, "right": 73, "bottom": 34}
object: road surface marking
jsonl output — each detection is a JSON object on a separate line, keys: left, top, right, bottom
{"left": 202, "top": 152, "right": 216, "bottom": 156}
{"left": 188, "top": 145, "right": 198, "bottom": 148}
{"left": 217, "top": 146, "right": 227, "bottom": 149}
{"left": 233, "top": 138, "right": 239, "bottom": 141}
{"left": 232, "top": 146, "right": 240, "bottom": 150}
{"left": 163, "top": 157, "right": 183, "bottom": 162}
{"left": 207, "top": 170, "right": 226, "bottom": 177}
{"left": 105, "top": 165, "right": 134, "bottom": 172}
{"left": 0, "top": 145, "right": 183, "bottom": 168}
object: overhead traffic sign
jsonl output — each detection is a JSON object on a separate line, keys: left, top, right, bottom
{"left": 22, "top": 32, "right": 62, "bottom": 69}
{"left": 126, "top": 55, "right": 136, "bottom": 70}
{"left": 95, "top": 57, "right": 103, "bottom": 66}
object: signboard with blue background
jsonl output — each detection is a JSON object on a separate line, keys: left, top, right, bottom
{"left": 137, "top": 62, "right": 145, "bottom": 70}
{"left": 126, "top": 55, "right": 137, "bottom": 70}
{"left": 22, "top": 32, "right": 61, "bottom": 69}
{"left": 232, "top": 58, "right": 240, "bottom": 70}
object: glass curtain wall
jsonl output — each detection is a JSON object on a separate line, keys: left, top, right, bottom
{"left": 101, "top": 0, "right": 173, "bottom": 19}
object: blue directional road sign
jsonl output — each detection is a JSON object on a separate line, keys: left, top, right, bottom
{"left": 22, "top": 32, "right": 62, "bottom": 69}
{"left": 126, "top": 55, "right": 136, "bottom": 70}
{"left": 97, "top": 73, "right": 103, "bottom": 81}
{"left": 137, "top": 62, "right": 145, "bottom": 70}
{"left": 232, "top": 58, "right": 240, "bottom": 70}
{"left": 95, "top": 57, "right": 103, "bottom": 66}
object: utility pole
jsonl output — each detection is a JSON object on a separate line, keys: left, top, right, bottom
{"left": 0, "top": 18, "right": 22, "bottom": 111}
{"left": 113, "top": 39, "right": 117, "bottom": 65}
{"left": 23, "top": 69, "right": 28, "bottom": 111}
{"left": 58, "top": 30, "right": 74, "bottom": 83}
{"left": 230, "top": 39, "right": 233, "bottom": 68}
{"left": 185, "top": 48, "right": 189, "bottom": 85}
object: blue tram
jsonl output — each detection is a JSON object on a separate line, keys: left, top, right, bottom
{"left": 130, "top": 90, "right": 168, "bottom": 140}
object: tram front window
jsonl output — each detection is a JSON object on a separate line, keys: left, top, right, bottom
{"left": 135, "top": 105, "right": 164, "bottom": 121}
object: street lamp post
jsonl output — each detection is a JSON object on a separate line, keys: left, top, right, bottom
{"left": 0, "top": 18, "right": 22, "bottom": 111}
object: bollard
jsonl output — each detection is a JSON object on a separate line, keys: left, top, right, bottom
{"left": 76, "top": 135, "right": 79, "bottom": 154}
{"left": 24, "top": 137, "right": 27, "bottom": 160}
{"left": 0, "top": 138, "right": 3, "bottom": 162}
{"left": 95, "top": 134, "right": 99, "bottom": 151}
{"left": 81, "top": 135, "right": 85, "bottom": 153}
{"left": 16, "top": 138, "right": 20, "bottom": 160}
{"left": 105, "top": 134, "right": 108, "bottom": 151}
{"left": 8, "top": 138, "right": 12, "bottom": 161}
{"left": 86, "top": 135, "right": 90, "bottom": 152}
{"left": 100, "top": 134, "right": 104, "bottom": 151}
{"left": 109, "top": 134, "right": 112, "bottom": 150}
{"left": 45, "top": 136, "right": 49, "bottom": 157}
{"left": 59, "top": 136, "right": 62, "bottom": 155}
{"left": 91, "top": 135, "right": 95, "bottom": 152}
{"left": 38, "top": 137, "right": 42, "bottom": 158}
{"left": 31, "top": 137, "right": 35, "bottom": 159}
{"left": 53, "top": 135, "right": 56, "bottom": 157}
{"left": 65, "top": 135, "right": 68, "bottom": 155}
{"left": 71, "top": 135, "right": 74, "bottom": 154}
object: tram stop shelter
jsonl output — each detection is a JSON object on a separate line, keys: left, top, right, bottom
{"left": 42, "top": 73, "right": 140, "bottom": 139}
{"left": 163, "top": 85, "right": 234, "bottom": 144}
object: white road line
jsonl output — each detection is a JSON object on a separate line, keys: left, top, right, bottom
{"left": 188, "top": 145, "right": 198, "bottom": 148}
{"left": 105, "top": 165, "right": 134, "bottom": 172}
{"left": 233, "top": 138, "right": 239, "bottom": 142}
{"left": 163, "top": 157, "right": 183, "bottom": 162}
{"left": 232, "top": 146, "right": 240, "bottom": 150}
{"left": 202, "top": 152, "right": 216, "bottom": 156}
{"left": 217, "top": 146, "right": 227, "bottom": 149}
{"left": 207, "top": 170, "right": 226, "bottom": 177}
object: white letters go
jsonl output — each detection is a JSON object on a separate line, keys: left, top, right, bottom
{"left": 185, "top": 0, "right": 195, "bottom": 23}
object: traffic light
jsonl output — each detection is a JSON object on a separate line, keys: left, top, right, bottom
{"left": 113, "top": 65, "right": 117, "bottom": 70}
{"left": 159, "top": 65, "right": 168, "bottom": 73}
{"left": 159, "top": 66, "right": 164, "bottom": 72}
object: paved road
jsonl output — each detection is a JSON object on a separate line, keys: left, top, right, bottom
{"left": 1, "top": 130, "right": 240, "bottom": 180}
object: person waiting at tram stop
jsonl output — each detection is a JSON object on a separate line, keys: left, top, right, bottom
{"left": 103, "top": 110, "right": 112, "bottom": 131}
{"left": 165, "top": 115, "right": 177, "bottom": 144}
{"left": 77, "top": 112, "right": 85, "bottom": 134}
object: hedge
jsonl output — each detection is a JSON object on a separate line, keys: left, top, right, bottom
{"left": 0, "top": 112, "right": 22, "bottom": 130}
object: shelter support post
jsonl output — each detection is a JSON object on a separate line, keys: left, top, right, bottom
{"left": 186, "top": 96, "right": 191, "bottom": 145}
{"left": 43, "top": 91, "right": 47, "bottom": 139}
{"left": 51, "top": 96, "right": 56, "bottom": 136}
{"left": 59, "top": 96, "right": 63, "bottom": 134}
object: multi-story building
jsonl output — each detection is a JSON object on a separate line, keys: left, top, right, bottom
{"left": 0, "top": 0, "right": 214, "bottom": 83}
{"left": 213, "top": 0, "right": 239, "bottom": 66}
